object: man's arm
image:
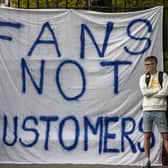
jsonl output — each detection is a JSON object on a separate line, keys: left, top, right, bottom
{"left": 152, "top": 73, "right": 168, "bottom": 98}
{"left": 139, "top": 74, "right": 160, "bottom": 97}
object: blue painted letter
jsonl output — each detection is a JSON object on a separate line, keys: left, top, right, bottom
{"left": 21, "top": 58, "right": 45, "bottom": 94}
{"left": 84, "top": 116, "right": 103, "bottom": 154}
{"left": 103, "top": 117, "right": 119, "bottom": 153}
{"left": 40, "top": 116, "right": 58, "bottom": 150}
{"left": 28, "top": 22, "right": 61, "bottom": 57}
{"left": 121, "top": 117, "right": 136, "bottom": 153}
{"left": 0, "top": 21, "right": 23, "bottom": 41}
{"left": 100, "top": 60, "right": 132, "bottom": 94}
{"left": 80, "top": 22, "right": 113, "bottom": 59}
{"left": 19, "top": 116, "right": 39, "bottom": 147}
{"left": 56, "top": 60, "right": 86, "bottom": 101}
{"left": 124, "top": 19, "right": 152, "bottom": 55}
{"left": 59, "top": 116, "right": 79, "bottom": 151}
{"left": 3, "top": 115, "right": 18, "bottom": 146}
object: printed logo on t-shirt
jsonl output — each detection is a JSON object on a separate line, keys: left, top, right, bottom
{"left": 149, "top": 79, "right": 159, "bottom": 89}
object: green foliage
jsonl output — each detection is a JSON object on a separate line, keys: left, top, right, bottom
{"left": 112, "top": 0, "right": 166, "bottom": 9}
{"left": 10, "top": 0, "right": 87, "bottom": 8}
{"left": 10, "top": 0, "right": 168, "bottom": 9}
{"left": 58, "top": 0, "right": 86, "bottom": 8}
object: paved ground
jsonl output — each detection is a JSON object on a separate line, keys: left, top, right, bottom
{"left": 0, "top": 164, "right": 167, "bottom": 168}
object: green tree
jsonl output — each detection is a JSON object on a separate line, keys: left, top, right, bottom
{"left": 10, "top": 0, "right": 167, "bottom": 9}
{"left": 11, "top": 0, "right": 87, "bottom": 8}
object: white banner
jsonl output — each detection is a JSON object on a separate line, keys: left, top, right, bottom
{"left": 0, "top": 6, "right": 163, "bottom": 165}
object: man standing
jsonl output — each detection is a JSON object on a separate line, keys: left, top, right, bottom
{"left": 139, "top": 56, "right": 168, "bottom": 168}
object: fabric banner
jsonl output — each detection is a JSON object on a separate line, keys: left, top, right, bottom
{"left": 0, "top": 6, "right": 163, "bottom": 165}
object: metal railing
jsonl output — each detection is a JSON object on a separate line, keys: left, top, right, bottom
{"left": 3, "top": 0, "right": 168, "bottom": 10}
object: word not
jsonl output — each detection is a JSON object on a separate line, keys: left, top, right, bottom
{"left": 21, "top": 58, "right": 132, "bottom": 100}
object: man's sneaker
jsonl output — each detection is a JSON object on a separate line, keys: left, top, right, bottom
{"left": 142, "top": 159, "right": 151, "bottom": 168}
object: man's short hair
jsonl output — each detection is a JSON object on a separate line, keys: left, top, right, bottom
{"left": 144, "top": 56, "right": 158, "bottom": 64}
